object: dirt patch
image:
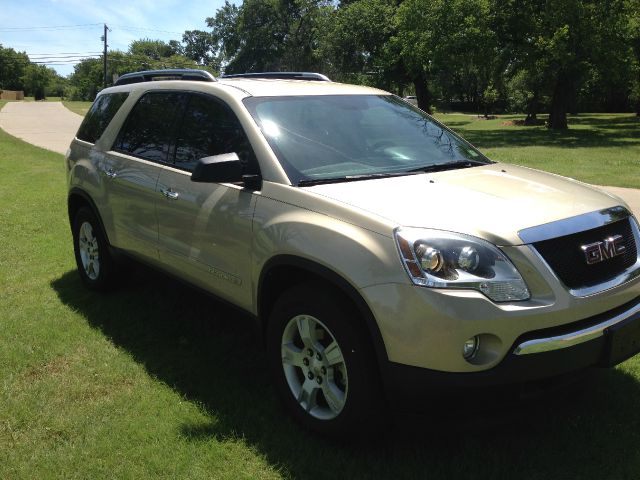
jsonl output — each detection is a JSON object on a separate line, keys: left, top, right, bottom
{"left": 502, "top": 119, "right": 546, "bottom": 126}
{"left": 23, "top": 356, "right": 72, "bottom": 380}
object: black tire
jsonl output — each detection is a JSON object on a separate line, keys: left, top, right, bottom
{"left": 266, "top": 283, "right": 385, "bottom": 436}
{"left": 72, "top": 206, "right": 117, "bottom": 291}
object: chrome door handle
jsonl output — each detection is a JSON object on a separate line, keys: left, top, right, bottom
{"left": 161, "top": 188, "right": 179, "bottom": 200}
{"left": 104, "top": 168, "right": 117, "bottom": 179}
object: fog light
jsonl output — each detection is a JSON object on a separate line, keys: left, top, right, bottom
{"left": 463, "top": 336, "right": 480, "bottom": 360}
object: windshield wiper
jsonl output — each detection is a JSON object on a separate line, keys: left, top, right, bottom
{"left": 298, "top": 160, "right": 492, "bottom": 186}
{"left": 408, "top": 159, "right": 491, "bottom": 174}
{"left": 298, "top": 171, "right": 421, "bottom": 187}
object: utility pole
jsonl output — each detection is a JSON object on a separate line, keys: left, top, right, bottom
{"left": 101, "top": 24, "right": 108, "bottom": 89}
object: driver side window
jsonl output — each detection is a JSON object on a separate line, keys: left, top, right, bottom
{"left": 174, "top": 93, "right": 258, "bottom": 174}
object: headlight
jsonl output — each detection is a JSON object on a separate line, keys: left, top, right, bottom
{"left": 394, "top": 228, "right": 530, "bottom": 302}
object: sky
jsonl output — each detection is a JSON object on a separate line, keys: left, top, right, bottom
{"left": 0, "top": 0, "right": 228, "bottom": 77}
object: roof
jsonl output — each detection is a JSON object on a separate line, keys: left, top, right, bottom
{"left": 104, "top": 69, "right": 388, "bottom": 98}
{"left": 216, "top": 78, "right": 388, "bottom": 97}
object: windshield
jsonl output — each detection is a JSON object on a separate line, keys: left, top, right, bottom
{"left": 243, "top": 95, "right": 491, "bottom": 185}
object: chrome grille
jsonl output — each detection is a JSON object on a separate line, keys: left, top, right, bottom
{"left": 532, "top": 218, "right": 637, "bottom": 289}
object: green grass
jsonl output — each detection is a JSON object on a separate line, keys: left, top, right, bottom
{"left": 435, "top": 113, "right": 640, "bottom": 188}
{"left": 62, "top": 101, "right": 93, "bottom": 117}
{"left": 2, "top": 113, "right": 640, "bottom": 479}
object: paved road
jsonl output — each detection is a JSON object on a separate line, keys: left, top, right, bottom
{"left": 0, "top": 101, "right": 83, "bottom": 155}
{"left": 0, "top": 100, "right": 638, "bottom": 216}
{"left": 602, "top": 186, "right": 640, "bottom": 218}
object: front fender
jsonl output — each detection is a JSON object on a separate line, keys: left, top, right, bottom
{"left": 251, "top": 194, "right": 407, "bottom": 300}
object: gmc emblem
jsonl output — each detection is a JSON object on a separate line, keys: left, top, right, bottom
{"left": 581, "top": 235, "right": 626, "bottom": 265}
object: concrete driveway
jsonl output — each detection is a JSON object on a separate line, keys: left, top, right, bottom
{"left": 0, "top": 101, "right": 82, "bottom": 155}
{"left": 0, "top": 100, "right": 638, "bottom": 217}
{"left": 602, "top": 186, "right": 640, "bottom": 218}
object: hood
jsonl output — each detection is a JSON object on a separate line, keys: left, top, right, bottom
{"left": 304, "top": 163, "right": 625, "bottom": 245}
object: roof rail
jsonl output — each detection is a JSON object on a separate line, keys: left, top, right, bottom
{"left": 113, "top": 69, "right": 217, "bottom": 86}
{"left": 220, "top": 72, "right": 331, "bottom": 82}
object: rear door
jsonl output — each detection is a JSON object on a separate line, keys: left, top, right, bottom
{"left": 104, "top": 91, "right": 186, "bottom": 262}
{"left": 156, "top": 92, "right": 259, "bottom": 310}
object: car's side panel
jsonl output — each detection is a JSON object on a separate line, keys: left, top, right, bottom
{"left": 66, "top": 140, "right": 112, "bottom": 233}
{"left": 251, "top": 185, "right": 404, "bottom": 298}
{"left": 101, "top": 151, "right": 162, "bottom": 263}
{"left": 156, "top": 165, "right": 258, "bottom": 311}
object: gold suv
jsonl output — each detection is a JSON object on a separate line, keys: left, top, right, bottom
{"left": 66, "top": 69, "right": 640, "bottom": 435}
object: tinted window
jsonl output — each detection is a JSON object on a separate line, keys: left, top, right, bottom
{"left": 76, "top": 92, "right": 129, "bottom": 143}
{"left": 174, "top": 93, "right": 258, "bottom": 173}
{"left": 116, "top": 91, "right": 185, "bottom": 163}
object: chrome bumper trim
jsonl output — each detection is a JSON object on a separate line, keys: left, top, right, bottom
{"left": 514, "top": 300, "right": 640, "bottom": 355}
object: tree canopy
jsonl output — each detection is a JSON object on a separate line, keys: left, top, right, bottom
{"left": 4, "top": 0, "right": 638, "bottom": 127}
{"left": 177, "top": 0, "right": 639, "bottom": 127}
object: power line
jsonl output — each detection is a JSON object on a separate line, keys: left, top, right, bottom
{"left": 0, "top": 23, "right": 103, "bottom": 32}
{"left": 27, "top": 52, "right": 103, "bottom": 56}
{"left": 110, "top": 24, "right": 184, "bottom": 36}
{"left": 29, "top": 55, "right": 102, "bottom": 60}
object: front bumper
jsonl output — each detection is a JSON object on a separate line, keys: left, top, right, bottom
{"left": 361, "top": 240, "right": 640, "bottom": 372}
{"left": 381, "top": 296, "right": 640, "bottom": 411}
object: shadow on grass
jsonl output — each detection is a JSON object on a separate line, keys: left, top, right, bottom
{"left": 444, "top": 115, "right": 640, "bottom": 151}
{"left": 52, "top": 268, "right": 640, "bottom": 479}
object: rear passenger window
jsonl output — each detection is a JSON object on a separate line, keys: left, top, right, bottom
{"left": 76, "top": 92, "right": 129, "bottom": 143}
{"left": 115, "top": 91, "right": 186, "bottom": 163}
{"left": 174, "top": 93, "right": 258, "bottom": 174}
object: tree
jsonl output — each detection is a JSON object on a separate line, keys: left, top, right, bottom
{"left": 129, "top": 39, "right": 180, "bottom": 60}
{"left": 22, "top": 64, "right": 54, "bottom": 100}
{"left": 494, "top": 0, "right": 631, "bottom": 129}
{"left": 182, "top": 29, "right": 218, "bottom": 67}
{"left": 629, "top": 0, "right": 640, "bottom": 116}
{"left": 69, "top": 58, "right": 102, "bottom": 100}
{"left": 318, "top": 0, "right": 398, "bottom": 84}
{"left": 0, "top": 45, "right": 29, "bottom": 90}
{"left": 201, "top": 0, "right": 331, "bottom": 73}
{"left": 182, "top": 0, "right": 638, "bottom": 117}
{"left": 491, "top": 0, "right": 547, "bottom": 122}
{"left": 69, "top": 42, "right": 207, "bottom": 101}
{"left": 396, "top": 0, "right": 498, "bottom": 113}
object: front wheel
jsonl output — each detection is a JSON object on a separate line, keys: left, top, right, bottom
{"left": 267, "top": 284, "right": 384, "bottom": 436}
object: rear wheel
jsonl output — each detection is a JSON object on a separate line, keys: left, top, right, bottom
{"left": 72, "top": 207, "right": 117, "bottom": 290}
{"left": 267, "top": 283, "right": 384, "bottom": 435}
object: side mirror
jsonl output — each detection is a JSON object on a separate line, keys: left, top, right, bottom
{"left": 191, "top": 153, "right": 243, "bottom": 183}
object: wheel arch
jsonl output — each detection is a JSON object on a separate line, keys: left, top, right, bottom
{"left": 67, "top": 187, "right": 110, "bottom": 245}
{"left": 257, "top": 255, "right": 389, "bottom": 367}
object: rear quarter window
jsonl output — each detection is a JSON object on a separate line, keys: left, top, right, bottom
{"left": 76, "top": 92, "right": 129, "bottom": 143}
{"left": 114, "top": 91, "right": 186, "bottom": 163}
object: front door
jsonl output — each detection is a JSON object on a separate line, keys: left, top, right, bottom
{"left": 155, "top": 92, "right": 260, "bottom": 311}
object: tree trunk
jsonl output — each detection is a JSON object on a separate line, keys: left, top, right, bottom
{"left": 413, "top": 73, "right": 431, "bottom": 114}
{"left": 548, "top": 75, "right": 571, "bottom": 130}
{"left": 568, "top": 85, "right": 578, "bottom": 116}
{"left": 524, "top": 90, "right": 539, "bottom": 125}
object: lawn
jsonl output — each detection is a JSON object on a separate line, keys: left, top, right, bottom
{"left": 435, "top": 113, "right": 640, "bottom": 188}
{"left": 1, "top": 111, "right": 640, "bottom": 479}
{"left": 62, "top": 101, "right": 93, "bottom": 117}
